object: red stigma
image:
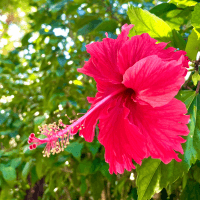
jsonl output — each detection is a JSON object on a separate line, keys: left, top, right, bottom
{"left": 30, "top": 133, "right": 35, "bottom": 137}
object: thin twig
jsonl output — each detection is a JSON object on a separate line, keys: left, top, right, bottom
{"left": 64, "top": 187, "right": 72, "bottom": 200}
{"left": 107, "top": 182, "right": 111, "bottom": 200}
{"left": 196, "top": 81, "right": 200, "bottom": 94}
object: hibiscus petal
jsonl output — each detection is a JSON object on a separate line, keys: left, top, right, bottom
{"left": 79, "top": 87, "right": 126, "bottom": 142}
{"left": 158, "top": 47, "right": 189, "bottom": 69}
{"left": 78, "top": 106, "right": 100, "bottom": 142}
{"left": 123, "top": 55, "right": 186, "bottom": 107}
{"left": 98, "top": 96, "right": 147, "bottom": 174}
{"left": 118, "top": 33, "right": 188, "bottom": 75}
{"left": 78, "top": 24, "right": 134, "bottom": 83}
{"left": 125, "top": 97, "right": 190, "bottom": 164}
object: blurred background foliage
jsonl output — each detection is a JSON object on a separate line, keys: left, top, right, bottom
{"left": 0, "top": 0, "right": 200, "bottom": 199}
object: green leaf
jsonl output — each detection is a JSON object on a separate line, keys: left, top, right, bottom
{"left": 77, "top": 159, "right": 93, "bottom": 175}
{"left": 180, "top": 179, "right": 200, "bottom": 200}
{"left": 87, "top": 140, "right": 100, "bottom": 157}
{"left": 66, "top": 3, "right": 80, "bottom": 15}
{"left": 0, "top": 185, "right": 13, "bottom": 200}
{"left": 74, "top": 15, "right": 99, "bottom": 31}
{"left": 117, "top": 177, "right": 127, "bottom": 193}
{"left": 94, "top": 20, "right": 118, "bottom": 33}
{"left": 176, "top": 90, "right": 200, "bottom": 169}
{"left": 80, "top": 176, "right": 87, "bottom": 195}
{"left": 193, "top": 167, "right": 200, "bottom": 183}
{"left": 31, "top": 166, "right": 38, "bottom": 185}
{"left": 192, "top": 3, "right": 200, "bottom": 29}
{"left": 136, "top": 158, "right": 186, "bottom": 200}
{"left": 34, "top": 115, "right": 46, "bottom": 125}
{"left": 65, "top": 141, "right": 84, "bottom": 160}
{"left": 56, "top": 67, "right": 65, "bottom": 77}
{"left": 127, "top": 188, "right": 138, "bottom": 200}
{"left": 0, "top": 130, "right": 12, "bottom": 136}
{"left": 164, "top": 7, "right": 193, "bottom": 31}
{"left": 49, "top": 0, "right": 67, "bottom": 13}
{"left": 185, "top": 28, "right": 200, "bottom": 60}
{"left": 10, "top": 157, "right": 22, "bottom": 169}
{"left": 160, "top": 160, "right": 184, "bottom": 188}
{"left": 0, "top": 176, "right": 2, "bottom": 187}
{"left": 182, "top": 94, "right": 200, "bottom": 169}
{"left": 0, "top": 114, "right": 6, "bottom": 125}
{"left": 182, "top": 172, "right": 188, "bottom": 190}
{"left": 193, "top": 95, "right": 200, "bottom": 160}
{"left": 36, "top": 159, "right": 44, "bottom": 179}
{"left": 57, "top": 55, "right": 66, "bottom": 67}
{"left": 91, "top": 158, "right": 101, "bottom": 173}
{"left": 150, "top": 3, "right": 177, "bottom": 17}
{"left": 136, "top": 158, "right": 162, "bottom": 200}
{"left": 21, "top": 33, "right": 32, "bottom": 46}
{"left": 127, "top": 5, "right": 173, "bottom": 44}
{"left": 1, "top": 59, "right": 13, "bottom": 65}
{"left": 192, "top": 71, "right": 200, "bottom": 86}
{"left": 100, "top": 162, "right": 112, "bottom": 181}
{"left": 22, "top": 160, "right": 33, "bottom": 181}
{"left": 176, "top": 90, "right": 196, "bottom": 109}
{"left": 90, "top": 172, "right": 104, "bottom": 200}
{"left": 169, "top": 0, "right": 197, "bottom": 8}
{"left": 1, "top": 166, "right": 17, "bottom": 186}
{"left": 13, "top": 119, "right": 23, "bottom": 128}
{"left": 74, "top": 0, "right": 85, "bottom": 3}
{"left": 77, "top": 20, "right": 102, "bottom": 35}
{"left": 0, "top": 150, "right": 3, "bottom": 158}
{"left": 172, "top": 29, "right": 186, "bottom": 50}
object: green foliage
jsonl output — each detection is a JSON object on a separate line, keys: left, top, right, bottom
{"left": 127, "top": 5, "right": 173, "bottom": 43}
{"left": 65, "top": 141, "right": 84, "bottom": 160}
{"left": 179, "top": 93, "right": 200, "bottom": 170}
{"left": 90, "top": 172, "right": 105, "bottom": 200}
{"left": 136, "top": 159, "right": 162, "bottom": 200}
{"left": 22, "top": 160, "right": 32, "bottom": 180}
{"left": 0, "top": 0, "right": 132, "bottom": 199}
{"left": 180, "top": 179, "right": 200, "bottom": 199}
{"left": 1, "top": 0, "right": 200, "bottom": 199}
{"left": 185, "top": 3, "right": 200, "bottom": 60}
{"left": 169, "top": 0, "right": 197, "bottom": 8}
{"left": 185, "top": 29, "right": 200, "bottom": 60}
{"left": 192, "top": 71, "right": 200, "bottom": 86}
{"left": 1, "top": 166, "right": 17, "bottom": 186}
{"left": 127, "top": 4, "right": 187, "bottom": 49}
{"left": 191, "top": 3, "right": 200, "bottom": 29}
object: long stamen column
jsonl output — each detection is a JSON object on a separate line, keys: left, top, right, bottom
{"left": 28, "top": 87, "right": 125, "bottom": 157}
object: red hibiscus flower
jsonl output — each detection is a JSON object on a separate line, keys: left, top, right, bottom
{"left": 28, "top": 24, "right": 190, "bottom": 174}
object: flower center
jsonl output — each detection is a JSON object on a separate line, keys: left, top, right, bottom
{"left": 125, "top": 88, "right": 135, "bottom": 95}
{"left": 124, "top": 88, "right": 136, "bottom": 98}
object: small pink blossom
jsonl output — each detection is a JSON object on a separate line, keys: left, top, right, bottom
{"left": 29, "top": 24, "right": 190, "bottom": 174}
